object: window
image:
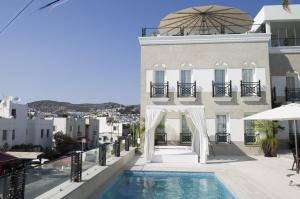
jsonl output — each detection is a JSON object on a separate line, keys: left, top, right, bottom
{"left": 216, "top": 115, "right": 227, "bottom": 134}
{"left": 215, "top": 69, "right": 225, "bottom": 84}
{"left": 154, "top": 70, "right": 165, "bottom": 84}
{"left": 69, "top": 125, "right": 73, "bottom": 132}
{"left": 181, "top": 115, "right": 190, "bottom": 134}
{"left": 12, "top": 130, "right": 15, "bottom": 140}
{"left": 113, "top": 126, "right": 117, "bottom": 131}
{"left": 286, "top": 76, "right": 298, "bottom": 89}
{"left": 47, "top": 129, "right": 50, "bottom": 138}
{"left": 242, "top": 69, "right": 254, "bottom": 82}
{"left": 53, "top": 126, "right": 56, "bottom": 131}
{"left": 2, "top": 130, "right": 7, "bottom": 141}
{"left": 41, "top": 129, "right": 44, "bottom": 138}
{"left": 244, "top": 114, "right": 257, "bottom": 144}
{"left": 181, "top": 70, "right": 191, "bottom": 83}
{"left": 11, "top": 109, "right": 16, "bottom": 119}
{"left": 77, "top": 125, "right": 80, "bottom": 132}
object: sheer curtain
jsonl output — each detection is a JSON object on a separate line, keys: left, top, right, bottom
{"left": 242, "top": 69, "right": 254, "bottom": 82}
{"left": 144, "top": 108, "right": 165, "bottom": 161}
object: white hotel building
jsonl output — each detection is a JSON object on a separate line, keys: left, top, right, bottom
{"left": 0, "top": 96, "right": 53, "bottom": 149}
{"left": 139, "top": 5, "right": 300, "bottom": 161}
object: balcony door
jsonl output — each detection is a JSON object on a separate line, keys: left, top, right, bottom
{"left": 214, "top": 69, "right": 226, "bottom": 96}
{"left": 181, "top": 70, "right": 191, "bottom": 96}
{"left": 154, "top": 70, "right": 165, "bottom": 96}
{"left": 216, "top": 115, "right": 227, "bottom": 134}
{"left": 242, "top": 69, "right": 254, "bottom": 83}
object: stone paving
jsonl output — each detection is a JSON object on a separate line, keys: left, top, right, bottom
{"left": 126, "top": 153, "right": 300, "bottom": 199}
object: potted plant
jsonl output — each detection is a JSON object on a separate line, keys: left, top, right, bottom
{"left": 254, "top": 121, "right": 284, "bottom": 157}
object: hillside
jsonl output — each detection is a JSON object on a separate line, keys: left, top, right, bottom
{"left": 28, "top": 100, "right": 139, "bottom": 114}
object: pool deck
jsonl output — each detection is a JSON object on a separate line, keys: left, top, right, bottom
{"left": 126, "top": 153, "right": 300, "bottom": 199}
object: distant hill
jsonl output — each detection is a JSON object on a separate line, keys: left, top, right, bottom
{"left": 28, "top": 100, "right": 139, "bottom": 114}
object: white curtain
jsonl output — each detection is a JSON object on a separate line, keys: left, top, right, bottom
{"left": 187, "top": 107, "right": 209, "bottom": 163}
{"left": 144, "top": 108, "right": 164, "bottom": 161}
{"left": 144, "top": 105, "right": 208, "bottom": 164}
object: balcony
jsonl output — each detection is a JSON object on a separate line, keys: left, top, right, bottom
{"left": 155, "top": 132, "right": 167, "bottom": 145}
{"left": 241, "top": 81, "right": 261, "bottom": 101}
{"left": 212, "top": 81, "right": 232, "bottom": 101}
{"left": 180, "top": 133, "right": 192, "bottom": 145}
{"left": 286, "top": 87, "right": 300, "bottom": 102}
{"left": 244, "top": 130, "right": 259, "bottom": 145}
{"left": 271, "top": 38, "right": 300, "bottom": 47}
{"left": 215, "top": 132, "right": 231, "bottom": 144}
{"left": 177, "top": 82, "right": 196, "bottom": 101}
{"left": 150, "top": 82, "right": 169, "bottom": 102}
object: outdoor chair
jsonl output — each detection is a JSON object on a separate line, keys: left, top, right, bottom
{"left": 291, "top": 148, "right": 300, "bottom": 174}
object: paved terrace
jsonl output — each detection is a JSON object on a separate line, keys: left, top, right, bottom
{"left": 127, "top": 153, "right": 300, "bottom": 199}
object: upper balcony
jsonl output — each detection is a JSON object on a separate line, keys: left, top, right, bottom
{"left": 241, "top": 81, "right": 262, "bottom": 101}
{"left": 142, "top": 5, "right": 254, "bottom": 38}
{"left": 177, "top": 81, "right": 197, "bottom": 99}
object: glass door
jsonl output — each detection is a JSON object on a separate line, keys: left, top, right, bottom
{"left": 181, "top": 70, "right": 191, "bottom": 96}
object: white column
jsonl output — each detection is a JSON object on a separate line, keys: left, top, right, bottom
{"left": 265, "top": 21, "right": 272, "bottom": 47}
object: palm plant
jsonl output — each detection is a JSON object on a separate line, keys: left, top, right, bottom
{"left": 254, "top": 121, "right": 284, "bottom": 157}
{"left": 283, "top": 0, "right": 290, "bottom": 10}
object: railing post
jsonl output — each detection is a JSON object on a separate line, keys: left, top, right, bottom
{"left": 229, "top": 80, "right": 232, "bottom": 97}
{"left": 150, "top": 81, "right": 152, "bottom": 98}
{"left": 177, "top": 81, "right": 179, "bottom": 97}
{"left": 70, "top": 151, "right": 82, "bottom": 182}
{"left": 7, "top": 165, "right": 26, "bottom": 199}
{"left": 125, "top": 136, "right": 130, "bottom": 151}
{"left": 194, "top": 81, "right": 196, "bottom": 97}
{"left": 212, "top": 81, "right": 214, "bottom": 97}
{"left": 285, "top": 87, "right": 288, "bottom": 102}
{"left": 142, "top": 27, "right": 146, "bottom": 37}
{"left": 114, "top": 140, "right": 120, "bottom": 157}
{"left": 98, "top": 144, "right": 107, "bottom": 166}
{"left": 240, "top": 80, "right": 243, "bottom": 97}
{"left": 258, "top": 80, "right": 261, "bottom": 97}
{"left": 167, "top": 81, "right": 169, "bottom": 98}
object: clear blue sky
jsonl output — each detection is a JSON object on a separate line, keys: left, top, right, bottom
{"left": 0, "top": 0, "right": 298, "bottom": 105}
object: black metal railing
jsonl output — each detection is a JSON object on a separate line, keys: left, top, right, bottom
{"left": 215, "top": 132, "right": 231, "bottom": 144}
{"left": 180, "top": 133, "right": 192, "bottom": 145}
{"left": 286, "top": 87, "right": 300, "bottom": 102}
{"left": 244, "top": 131, "right": 259, "bottom": 145}
{"left": 155, "top": 133, "right": 167, "bottom": 145}
{"left": 271, "top": 38, "right": 300, "bottom": 47}
{"left": 150, "top": 82, "right": 169, "bottom": 98}
{"left": 212, "top": 81, "right": 232, "bottom": 97}
{"left": 177, "top": 81, "right": 196, "bottom": 98}
{"left": 241, "top": 81, "right": 261, "bottom": 97}
{"left": 141, "top": 24, "right": 259, "bottom": 37}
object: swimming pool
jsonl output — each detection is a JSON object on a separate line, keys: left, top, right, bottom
{"left": 99, "top": 171, "right": 237, "bottom": 199}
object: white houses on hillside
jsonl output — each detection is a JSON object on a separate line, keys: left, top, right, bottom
{"left": 0, "top": 96, "right": 53, "bottom": 149}
{"left": 98, "top": 117, "right": 123, "bottom": 143}
{"left": 51, "top": 117, "right": 99, "bottom": 149}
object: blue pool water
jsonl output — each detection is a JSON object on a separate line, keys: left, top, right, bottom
{"left": 99, "top": 171, "right": 237, "bottom": 199}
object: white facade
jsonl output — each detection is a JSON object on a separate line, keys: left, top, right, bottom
{"left": 51, "top": 117, "right": 99, "bottom": 149}
{"left": 0, "top": 96, "right": 53, "bottom": 149}
{"left": 97, "top": 117, "right": 123, "bottom": 143}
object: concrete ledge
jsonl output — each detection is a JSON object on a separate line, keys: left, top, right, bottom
{"left": 37, "top": 148, "right": 136, "bottom": 199}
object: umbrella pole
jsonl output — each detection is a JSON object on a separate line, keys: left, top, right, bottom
{"left": 294, "top": 120, "right": 299, "bottom": 174}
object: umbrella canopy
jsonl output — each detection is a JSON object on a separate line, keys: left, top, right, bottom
{"left": 243, "top": 103, "right": 300, "bottom": 121}
{"left": 243, "top": 103, "right": 300, "bottom": 173}
{"left": 159, "top": 5, "right": 253, "bottom": 36}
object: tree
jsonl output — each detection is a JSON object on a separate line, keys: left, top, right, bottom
{"left": 54, "top": 132, "right": 80, "bottom": 155}
{"left": 254, "top": 121, "right": 284, "bottom": 157}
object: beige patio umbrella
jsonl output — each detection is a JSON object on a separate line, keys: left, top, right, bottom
{"left": 159, "top": 5, "right": 253, "bottom": 36}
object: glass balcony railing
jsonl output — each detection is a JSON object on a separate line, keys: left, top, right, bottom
{"left": 24, "top": 156, "right": 72, "bottom": 199}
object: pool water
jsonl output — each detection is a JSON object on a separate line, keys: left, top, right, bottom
{"left": 99, "top": 171, "right": 237, "bottom": 199}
